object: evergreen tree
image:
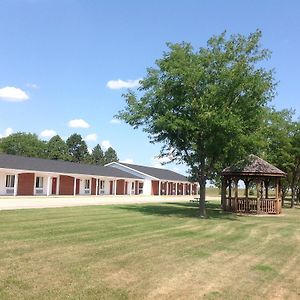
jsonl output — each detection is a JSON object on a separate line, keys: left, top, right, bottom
{"left": 66, "top": 133, "right": 89, "bottom": 163}
{"left": 90, "top": 144, "right": 104, "bottom": 165}
{"left": 104, "top": 147, "right": 119, "bottom": 164}
{"left": 46, "top": 135, "right": 70, "bottom": 160}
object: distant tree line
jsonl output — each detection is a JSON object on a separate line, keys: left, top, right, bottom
{"left": 0, "top": 132, "right": 119, "bottom": 166}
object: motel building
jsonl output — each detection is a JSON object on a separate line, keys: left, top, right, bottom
{"left": 106, "top": 162, "right": 198, "bottom": 196}
{"left": 0, "top": 154, "right": 198, "bottom": 197}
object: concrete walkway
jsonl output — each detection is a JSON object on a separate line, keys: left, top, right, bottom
{"left": 0, "top": 195, "right": 220, "bottom": 211}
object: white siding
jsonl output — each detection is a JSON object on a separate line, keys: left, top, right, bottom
{"left": 0, "top": 172, "right": 14, "bottom": 195}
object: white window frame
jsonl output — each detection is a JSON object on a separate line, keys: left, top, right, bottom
{"left": 99, "top": 180, "right": 105, "bottom": 194}
{"left": 5, "top": 175, "right": 15, "bottom": 188}
{"left": 84, "top": 179, "right": 90, "bottom": 193}
{"left": 35, "top": 176, "right": 44, "bottom": 189}
{"left": 35, "top": 176, "right": 44, "bottom": 194}
{"left": 138, "top": 182, "right": 143, "bottom": 194}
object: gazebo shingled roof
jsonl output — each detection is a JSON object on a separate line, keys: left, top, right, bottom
{"left": 221, "top": 155, "right": 286, "bottom": 177}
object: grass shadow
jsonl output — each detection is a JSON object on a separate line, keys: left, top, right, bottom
{"left": 117, "top": 201, "right": 238, "bottom": 221}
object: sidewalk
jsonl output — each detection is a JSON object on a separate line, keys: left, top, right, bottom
{"left": 0, "top": 195, "right": 220, "bottom": 211}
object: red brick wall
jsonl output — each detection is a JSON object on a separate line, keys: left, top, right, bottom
{"left": 151, "top": 180, "right": 159, "bottom": 195}
{"left": 17, "top": 173, "right": 34, "bottom": 196}
{"left": 116, "top": 179, "right": 125, "bottom": 195}
{"left": 59, "top": 175, "right": 74, "bottom": 195}
{"left": 91, "top": 178, "right": 96, "bottom": 195}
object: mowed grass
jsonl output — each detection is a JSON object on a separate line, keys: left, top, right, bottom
{"left": 1, "top": 202, "right": 300, "bottom": 299}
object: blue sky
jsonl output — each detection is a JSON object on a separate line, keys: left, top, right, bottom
{"left": 0, "top": 0, "right": 299, "bottom": 174}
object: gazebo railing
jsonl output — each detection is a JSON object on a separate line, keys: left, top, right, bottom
{"left": 224, "top": 197, "right": 280, "bottom": 214}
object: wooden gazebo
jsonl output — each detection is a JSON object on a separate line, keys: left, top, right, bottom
{"left": 221, "top": 155, "right": 286, "bottom": 214}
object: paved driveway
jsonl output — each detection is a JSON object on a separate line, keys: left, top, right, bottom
{"left": 0, "top": 195, "right": 219, "bottom": 211}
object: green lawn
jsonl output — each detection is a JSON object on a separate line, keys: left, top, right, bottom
{"left": 1, "top": 201, "right": 300, "bottom": 299}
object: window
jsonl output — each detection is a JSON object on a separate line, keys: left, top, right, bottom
{"left": 85, "top": 179, "right": 90, "bottom": 190}
{"left": 35, "top": 177, "right": 43, "bottom": 188}
{"left": 99, "top": 180, "right": 105, "bottom": 190}
{"left": 5, "top": 175, "right": 15, "bottom": 188}
{"left": 138, "top": 182, "right": 143, "bottom": 194}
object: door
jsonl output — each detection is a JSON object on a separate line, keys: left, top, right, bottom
{"left": 76, "top": 179, "right": 80, "bottom": 194}
{"left": 51, "top": 177, "right": 57, "bottom": 195}
{"left": 125, "top": 182, "right": 128, "bottom": 195}
{"left": 110, "top": 181, "right": 113, "bottom": 195}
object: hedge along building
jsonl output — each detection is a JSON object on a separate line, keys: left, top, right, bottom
{"left": 106, "top": 162, "right": 198, "bottom": 196}
{"left": 0, "top": 154, "right": 142, "bottom": 196}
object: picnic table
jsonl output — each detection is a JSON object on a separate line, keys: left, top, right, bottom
{"left": 190, "top": 197, "right": 209, "bottom": 203}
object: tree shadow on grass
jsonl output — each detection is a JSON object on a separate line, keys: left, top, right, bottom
{"left": 117, "top": 201, "right": 238, "bottom": 221}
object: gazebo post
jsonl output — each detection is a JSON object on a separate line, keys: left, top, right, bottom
{"left": 256, "top": 180, "right": 261, "bottom": 214}
{"left": 234, "top": 179, "right": 238, "bottom": 212}
{"left": 265, "top": 179, "right": 269, "bottom": 199}
{"left": 275, "top": 177, "right": 279, "bottom": 214}
{"left": 245, "top": 179, "right": 249, "bottom": 212}
{"left": 221, "top": 178, "right": 226, "bottom": 210}
{"left": 228, "top": 179, "right": 232, "bottom": 211}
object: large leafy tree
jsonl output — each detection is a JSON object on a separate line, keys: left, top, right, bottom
{"left": 0, "top": 133, "right": 47, "bottom": 158}
{"left": 117, "top": 30, "right": 276, "bottom": 216}
{"left": 46, "top": 135, "right": 71, "bottom": 161}
{"left": 263, "top": 108, "right": 300, "bottom": 208}
{"left": 104, "top": 147, "right": 119, "bottom": 164}
{"left": 263, "top": 108, "right": 294, "bottom": 204}
{"left": 66, "top": 133, "right": 89, "bottom": 163}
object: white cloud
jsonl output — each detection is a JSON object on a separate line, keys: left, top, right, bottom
{"left": 106, "top": 78, "right": 141, "bottom": 90}
{"left": 85, "top": 133, "right": 97, "bottom": 142}
{"left": 40, "top": 129, "right": 57, "bottom": 139}
{"left": 88, "top": 147, "right": 93, "bottom": 154}
{"left": 110, "top": 118, "right": 121, "bottom": 124}
{"left": 0, "top": 127, "right": 13, "bottom": 138}
{"left": 101, "top": 140, "right": 112, "bottom": 151}
{"left": 26, "top": 83, "right": 39, "bottom": 89}
{"left": 4, "top": 128, "right": 13, "bottom": 137}
{"left": 0, "top": 86, "right": 29, "bottom": 102}
{"left": 121, "top": 158, "right": 134, "bottom": 164}
{"left": 68, "top": 119, "right": 90, "bottom": 128}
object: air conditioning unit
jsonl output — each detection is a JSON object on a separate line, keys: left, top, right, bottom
{"left": 6, "top": 189, "right": 14, "bottom": 195}
{"left": 36, "top": 189, "right": 43, "bottom": 194}
{"left": 100, "top": 190, "right": 105, "bottom": 195}
{"left": 84, "top": 190, "right": 90, "bottom": 194}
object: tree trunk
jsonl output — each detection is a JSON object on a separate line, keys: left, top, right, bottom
{"left": 198, "top": 176, "right": 206, "bottom": 218}
{"left": 291, "top": 187, "right": 295, "bottom": 208}
{"left": 281, "top": 187, "right": 286, "bottom": 207}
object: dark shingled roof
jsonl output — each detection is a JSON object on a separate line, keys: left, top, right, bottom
{"left": 0, "top": 154, "right": 142, "bottom": 179}
{"left": 221, "top": 155, "right": 286, "bottom": 177}
{"left": 116, "top": 162, "right": 189, "bottom": 182}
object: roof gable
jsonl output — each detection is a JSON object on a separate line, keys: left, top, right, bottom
{"left": 114, "top": 162, "right": 189, "bottom": 182}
